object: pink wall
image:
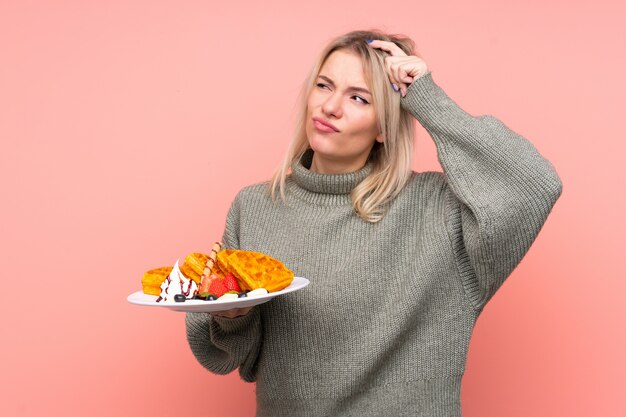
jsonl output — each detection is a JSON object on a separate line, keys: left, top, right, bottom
{"left": 2, "top": 1, "right": 624, "bottom": 416}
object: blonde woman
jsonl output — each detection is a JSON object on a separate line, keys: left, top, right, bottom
{"left": 186, "top": 30, "right": 562, "bottom": 416}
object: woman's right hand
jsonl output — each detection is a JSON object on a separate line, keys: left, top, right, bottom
{"left": 210, "top": 307, "right": 252, "bottom": 319}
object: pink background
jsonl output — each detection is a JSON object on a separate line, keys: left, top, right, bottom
{"left": 2, "top": 1, "right": 625, "bottom": 416}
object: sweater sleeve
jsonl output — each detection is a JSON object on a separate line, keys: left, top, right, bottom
{"left": 184, "top": 192, "right": 263, "bottom": 382}
{"left": 400, "top": 73, "right": 563, "bottom": 310}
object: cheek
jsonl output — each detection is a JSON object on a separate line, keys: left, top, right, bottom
{"left": 307, "top": 90, "right": 322, "bottom": 110}
{"left": 350, "top": 112, "right": 378, "bottom": 135}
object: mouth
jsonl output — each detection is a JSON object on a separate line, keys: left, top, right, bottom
{"left": 312, "top": 117, "right": 340, "bottom": 133}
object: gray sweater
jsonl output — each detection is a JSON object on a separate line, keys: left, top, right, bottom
{"left": 185, "top": 72, "right": 562, "bottom": 417}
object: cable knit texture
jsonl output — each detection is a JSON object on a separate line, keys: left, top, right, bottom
{"left": 185, "top": 72, "right": 562, "bottom": 417}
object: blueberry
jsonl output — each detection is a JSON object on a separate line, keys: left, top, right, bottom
{"left": 205, "top": 295, "right": 218, "bottom": 301}
{"left": 238, "top": 292, "right": 247, "bottom": 298}
{"left": 174, "top": 294, "right": 186, "bottom": 302}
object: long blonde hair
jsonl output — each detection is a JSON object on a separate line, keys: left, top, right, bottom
{"left": 269, "top": 30, "right": 416, "bottom": 223}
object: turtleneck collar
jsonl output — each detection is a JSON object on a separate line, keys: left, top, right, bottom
{"left": 290, "top": 149, "right": 373, "bottom": 196}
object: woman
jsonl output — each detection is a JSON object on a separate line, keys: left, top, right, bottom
{"left": 185, "top": 30, "right": 562, "bottom": 416}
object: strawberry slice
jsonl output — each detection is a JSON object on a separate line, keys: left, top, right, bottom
{"left": 207, "top": 275, "right": 229, "bottom": 297}
{"left": 223, "top": 272, "right": 241, "bottom": 293}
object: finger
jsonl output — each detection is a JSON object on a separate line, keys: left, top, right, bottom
{"left": 397, "top": 68, "right": 414, "bottom": 93}
{"left": 384, "top": 58, "right": 411, "bottom": 94}
{"left": 368, "top": 39, "right": 407, "bottom": 57}
{"left": 384, "top": 53, "right": 407, "bottom": 86}
{"left": 376, "top": 53, "right": 425, "bottom": 96}
{"left": 388, "top": 56, "right": 418, "bottom": 81}
{"left": 388, "top": 56, "right": 429, "bottom": 91}
{"left": 381, "top": 58, "right": 402, "bottom": 86}
{"left": 390, "top": 65, "right": 410, "bottom": 97}
{"left": 390, "top": 62, "right": 406, "bottom": 88}
{"left": 397, "top": 61, "right": 415, "bottom": 82}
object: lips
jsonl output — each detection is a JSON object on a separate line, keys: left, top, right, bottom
{"left": 312, "top": 117, "right": 339, "bottom": 132}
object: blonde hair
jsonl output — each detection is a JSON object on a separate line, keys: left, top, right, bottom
{"left": 269, "top": 30, "right": 416, "bottom": 223}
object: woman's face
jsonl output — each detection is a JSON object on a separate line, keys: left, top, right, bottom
{"left": 306, "top": 49, "right": 382, "bottom": 174}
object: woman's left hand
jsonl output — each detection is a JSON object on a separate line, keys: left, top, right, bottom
{"left": 368, "top": 40, "right": 429, "bottom": 97}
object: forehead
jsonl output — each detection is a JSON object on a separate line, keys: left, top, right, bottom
{"left": 318, "top": 50, "right": 367, "bottom": 87}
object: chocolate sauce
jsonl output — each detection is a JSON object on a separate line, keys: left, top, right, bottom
{"left": 155, "top": 275, "right": 171, "bottom": 303}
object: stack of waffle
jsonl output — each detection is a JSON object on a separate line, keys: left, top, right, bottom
{"left": 141, "top": 244, "right": 294, "bottom": 295}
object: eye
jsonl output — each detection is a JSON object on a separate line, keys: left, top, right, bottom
{"left": 316, "top": 83, "right": 330, "bottom": 90}
{"left": 352, "top": 95, "right": 370, "bottom": 105}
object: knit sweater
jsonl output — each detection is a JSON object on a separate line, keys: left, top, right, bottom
{"left": 185, "top": 72, "right": 562, "bottom": 417}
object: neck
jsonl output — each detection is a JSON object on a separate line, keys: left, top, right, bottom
{"left": 309, "top": 154, "right": 368, "bottom": 174}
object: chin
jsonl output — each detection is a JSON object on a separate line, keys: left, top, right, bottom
{"left": 307, "top": 135, "right": 337, "bottom": 157}
{"left": 306, "top": 126, "right": 331, "bottom": 154}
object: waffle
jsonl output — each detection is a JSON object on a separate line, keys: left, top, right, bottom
{"left": 180, "top": 253, "right": 209, "bottom": 284}
{"left": 216, "top": 249, "right": 294, "bottom": 292}
{"left": 181, "top": 242, "right": 223, "bottom": 283}
{"left": 141, "top": 266, "right": 173, "bottom": 296}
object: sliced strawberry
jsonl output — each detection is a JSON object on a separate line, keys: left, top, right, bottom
{"left": 223, "top": 272, "right": 241, "bottom": 292}
{"left": 208, "top": 275, "right": 229, "bottom": 297}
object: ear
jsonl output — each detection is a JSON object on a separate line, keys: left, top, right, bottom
{"left": 375, "top": 133, "right": 385, "bottom": 143}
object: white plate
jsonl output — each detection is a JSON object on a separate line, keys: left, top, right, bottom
{"left": 127, "top": 277, "right": 309, "bottom": 312}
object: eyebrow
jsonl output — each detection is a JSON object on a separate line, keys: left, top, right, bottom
{"left": 317, "top": 75, "right": 372, "bottom": 96}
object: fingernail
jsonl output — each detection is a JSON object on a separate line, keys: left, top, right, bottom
{"left": 366, "top": 39, "right": 373, "bottom": 44}
{"left": 392, "top": 83, "right": 399, "bottom": 92}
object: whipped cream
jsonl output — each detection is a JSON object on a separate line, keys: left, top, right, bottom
{"left": 156, "top": 259, "right": 197, "bottom": 302}
{"left": 247, "top": 288, "right": 268, "bottom": 298}
{"left": 217, "top": 293, "right": 239, "bottom": 301}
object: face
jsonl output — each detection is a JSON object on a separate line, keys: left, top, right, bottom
{"left": 306, "top": 49, "right": 382, "bottom": 174}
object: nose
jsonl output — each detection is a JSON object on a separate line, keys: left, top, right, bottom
{"left": 321, "top": 92, "right": 343, "bottom": 119}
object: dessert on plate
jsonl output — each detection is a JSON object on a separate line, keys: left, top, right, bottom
{"left": 141, "top": 242, "right": 294, "bottom": 303}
